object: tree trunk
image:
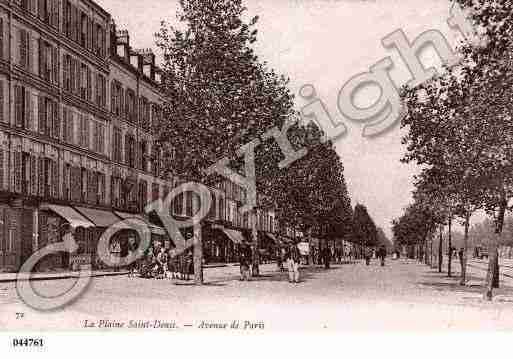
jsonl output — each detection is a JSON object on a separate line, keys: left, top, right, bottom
{"left": 448, "top": 216, "right": 452, "bottom": 277}
{"left": 460, "top": 212, "right": 470, "bottom": 286}
{"left": 429, "top": 238, "right": 435, "bottom": 268}
{"left": 193, "top": 193, "right": 203, "bottom": 285}
{"left": 251, "top": 210, "right": 259, "bottom": 277}
{"left": 484, "top": 193, "right": 506, "bottom": 300}
{"left": 438, "top": 225, "right": 443, "bottom": 273}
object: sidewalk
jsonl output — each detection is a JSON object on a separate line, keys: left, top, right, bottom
{"left": 0, "top": 261, "right": 247, "bottom": 283}
{"left": 0, "top": 269, "right": 130, "bottom": 283}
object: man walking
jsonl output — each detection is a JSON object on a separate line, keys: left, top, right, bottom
{"left": 287, "top": 243, "right": 301, "bottom": 284}
{"left": 378, "top": 245, "right": 387, "bottom": 266}
{"left": 239, "top": 243, "right": 252, "bottom": 281}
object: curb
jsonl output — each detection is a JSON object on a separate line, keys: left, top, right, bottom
{"left": 0, "top": 271, "right": 130, "bottom": 284}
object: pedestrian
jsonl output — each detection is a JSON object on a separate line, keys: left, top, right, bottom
{"left": 186, "top": 250, "right": 194, "bottom": 281}
{"left": 276, "top": 247, "right": 283, "bottom": 272}
{"left": 323, "top": 245, "right": 331, "bottom": 269}
{"left": 156, "top": 247, "right": 168, "bottom": 279}
{"left": 364, "top": 247, "right": 371, "bottom": 265}
{"left": 127, "top": 235, "right": 138, "bottom": 278}
{"left": 239, "top": 243, "right": 251, "bottom": 281}
{"left": 378, "top": 245, "right": 386, "bottom": 266}
{"left": 458, "top": 247, "right": 465, "bottom": 274}
{"left": 286, "top": 243, "right": 301, "bottom": 283}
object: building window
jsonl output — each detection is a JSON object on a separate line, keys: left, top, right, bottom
{"left": 125, "top": 89, "right": 135, "bottom": 123}
{"left": 173, "top": 192, "right": 183, "bottom": 216}
{"left": 111, "top": 81, "right": 123, "bottom": 116}
{"left": 139, "top": 97, "right": 150, "bottom": 130}
{"left": 138, "top": 180, "right": 147, "bottom": 212}
{"left": 96, "top": 74, "right": 106, "bottom": 108}
{"left": 125, "top": 135, "right": 136, "bottom": 168}
{"left": 152, "top": 183, "right": 160, "bottom": 201}
{"left": 93, "top": 122, "right": 105, "bottom": 154}
{"left": 79, "top": 115, "right": 89, "bottom": 149}
{"left": 63, "top": 107, "right": 74, "bottom": 143}
{"left": 38, "top": 39, "right": 58, "bottom": 85}
{"left": 18, "top": 28, "right": 30, "bottom": 70}
{"left": 112, "top": 127, "right": 122, "bottom": 162}
{"left": 139, "top": 140, "right": 147, "bottom": 171}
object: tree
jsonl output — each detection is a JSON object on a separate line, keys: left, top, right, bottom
{"left": 155, "top": 0, "right": 354, "bottom": 280}
{"left": 156, "top": 0, "right": 295, "bottom": 281}
{"left": 352, "top": 204, "right": 378, "bottom": 253}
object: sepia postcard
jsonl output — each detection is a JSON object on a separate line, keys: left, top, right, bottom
{"left": 1, "top": 0, "right": 513, "bottom": 357}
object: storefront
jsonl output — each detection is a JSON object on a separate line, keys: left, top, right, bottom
{"left": 74, "top": 207, "right": 134, "bottom": 269}
{"left": 39, "top": 204, "right": 95, "bottom": 271}
{"left": 205, "top": 225, "right": 245, "bottom": 263}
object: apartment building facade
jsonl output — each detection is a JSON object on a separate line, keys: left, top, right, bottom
{"left": 0, "top": 0, "right": 284, "bottom": 272}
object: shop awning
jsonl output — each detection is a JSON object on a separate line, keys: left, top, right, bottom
{"left": 41, "top": 204, "right": 94, "bottom": 228}
{"left": 264, "top": 232, "right": 279, "bottom": 244}
{"left": 114, "top": 211, "right": 167, "bottom": 236}
{"left": 221, "top": 228, "right": 244, "bottom": 244}
{"left": 75, "top": 207, "right": 130, "bottom": 229}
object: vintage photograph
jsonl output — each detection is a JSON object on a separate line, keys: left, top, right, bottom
{"left": 1, "top": 0, "right": 513, "bottom": 344}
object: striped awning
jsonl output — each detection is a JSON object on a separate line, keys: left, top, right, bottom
{"left": 75, "top": 207, "right": 130, "bottom": 229}
{"left": 221, "top": 228, "right": 245, "bottom": 244}
{"left": 40, "top": 204, "right": 94, "bottom": 228}
{"left": 264, "top": 232, "right": 279, "bottom": 244}
{"left": 115, "top": 211, "right": 167, "bottom": 236}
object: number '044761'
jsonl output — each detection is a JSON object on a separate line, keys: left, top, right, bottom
{"left": 12, "top": 338, "right": 44, "bottom": 347}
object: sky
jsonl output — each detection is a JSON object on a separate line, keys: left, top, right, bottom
{"left": 96, "top": 0, "right": 463, "bottom": 238}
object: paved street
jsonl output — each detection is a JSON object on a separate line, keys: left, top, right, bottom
{"left": 2, "top": 258, "right": 513, "bottom": 331}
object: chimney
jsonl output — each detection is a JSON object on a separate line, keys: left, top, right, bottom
{"left": 130, "top": 49, "right": 144, "bottom": 73}
{"left": 116, "top": 30, "right": 130, "bottom": 62}
{"left": 154, "top": 68, "right": 162, "bottom": 84}
{"left": 141, "top": 48, "right": 156, "bottom": 81}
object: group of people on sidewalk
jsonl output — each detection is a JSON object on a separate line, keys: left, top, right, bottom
{"left": 239, "top": 242, "right": 301, "bottom": 284}
{"left": 128, "top": 243, "right": 195, "bottom": 280}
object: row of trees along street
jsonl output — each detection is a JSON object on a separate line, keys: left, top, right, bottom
{"left": 393, "top": 0, "right": 513, "bottom": 300}
{"left": 151, "top": 0, "right": 375, "bottom": 284}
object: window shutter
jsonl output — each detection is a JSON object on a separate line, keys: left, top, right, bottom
{"left": 19, "top": 29, "right": 27, "bottom": 68}
{"left": 111, "top": 82, "right": 116, "bottom": 113}
{"left": 37, "top": 157, "right": 44, "bottom": 196}
{"left": 62, "top": 107, "right": 68, "bottom": 142}
{"left": 52, "top": 160, "right": 59, "bottom": 198}
{"left": 92, "top": 22, "right": 97, "bottom": 54}
{"left": 30, "top": 155, "right": 36, "bottom": 195}
{"left": 52, "top": 101, "right": 59, "bottom": 139}
{"left": 15, "top": 85, "right": 23, "bottom": 127}
{"left": 119, "top": 87, "right": 124, "bottom": 116}
{"left": 63, "top": 54, "right": 69, "bottom": 91}
{"left": 77, "top": 62, "right": 82, "bottom": 95}
{"left": 124, "top": 135, "right": 130, "bottom": 166}
{"left": 14, "top": 152, "right": 22, "bottom": 193}
{"left": 24, "top": 89, "right": 30, "bottom": 129}
{"left": 0, "top": 81, "right": 3, "bottom": 123}
{"left": 0, "top": 149, "right": 3, "bottom": 191}
{"left": 86, "top": 67, "right": 91, "bottom": 100}
{"left": 84, "top": 118, "right": 90, "bottom": 149}
{"left": 38, "top": 95, "right": 45, "bottom": 134}
{"left": 62, "top": 0, "right": 67, "bottom": 36}
{"left": 27, "top": 31, "right": 32, "bottom": 71}
{"left": 37, "top": 0, "right": 44, "bottom": 20}
{"left": 45, "top": 98, "right": 52, "bottom": 135}
{"left": 70, "top": 5, "right": 75, "bottom": 41}
{"left": 38, "top": 38, "right": 44, "bottom": 78}
{"left": 0, "top": 18, "right": 4, "bottom": 60}
{"left": 52, "top": 0, "right": 59, "bottom": 29}
{"left": 52, "top": 46, "right": 58, "bottom": 85}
